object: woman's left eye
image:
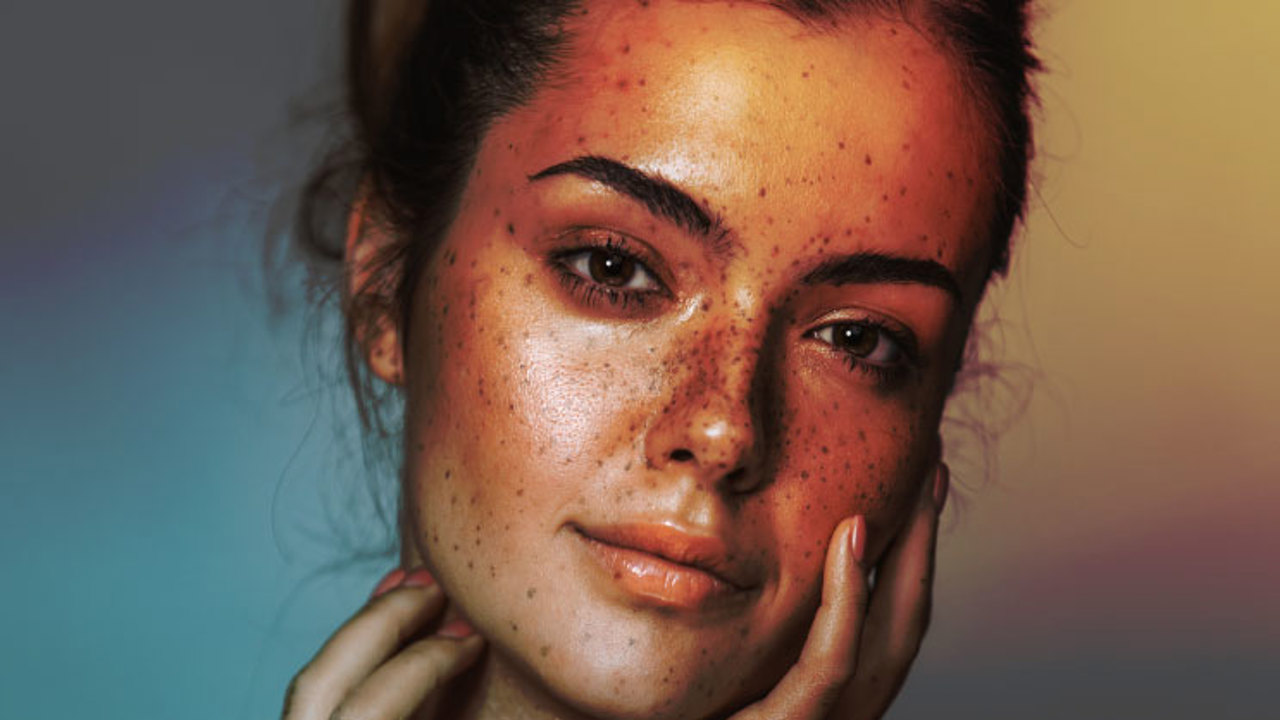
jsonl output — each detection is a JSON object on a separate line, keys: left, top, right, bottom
{"left": 809, "top": 321, "right": 907, "bottom": 368}
{"left": 562, "top": 247, "right": 662, "bottom": 292}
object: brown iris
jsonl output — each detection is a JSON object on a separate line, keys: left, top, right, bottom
{"left": 831, "top": 323, "right": 880, "bottom": 357}
{"left": 588, "top": 248, "right": 637, "bottom": 287}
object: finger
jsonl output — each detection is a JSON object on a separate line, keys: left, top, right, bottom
{"left": 731, "top": 515, "right": 870, "bottom": 720}
{"left": 370, "top": 568, "right": 407, "bottom": 599}
{"left": 284, "top": 571, "right": 445, "bottom": 720}
{"left": 846, "top": 463, "right": 947, "bottom": 718}
{"left": 331, "top": 620, "right": 485, "bottom": 720}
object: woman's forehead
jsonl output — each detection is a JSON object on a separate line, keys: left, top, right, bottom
{"left": 476, "top": 0, "right": 996, "bottom": 299}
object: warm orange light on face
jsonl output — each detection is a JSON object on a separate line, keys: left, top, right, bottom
{"left": 388, "top": 3, "right": 996, "bottom": 718}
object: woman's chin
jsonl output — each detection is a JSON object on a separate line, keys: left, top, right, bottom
{"left": 489, "top": 615, "right": 791, "bottom": 720}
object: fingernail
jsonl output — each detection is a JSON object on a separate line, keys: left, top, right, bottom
{"left": 438, "top": 618, "right": 476, "bottom": 639}
{"left": 370, "top": 568, "right": 407, "bottom": 599}
{"left": 401, "top": 568, "right": 436, "bottom": 589}
{"left": 849, "top": 515, "right": 866, "bottom": 564}
{"left": 932, "top": 464, "right": 950, "bottom": 513}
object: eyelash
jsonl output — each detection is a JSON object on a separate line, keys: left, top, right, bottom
{"left": 807, "top": 319, "right": 918, "bottom": 386}
{"left": 548, "top": 231, "right": 917, "bottom": 387}
{"left": 549, "top": 232, "right": 670, "bottom": 311}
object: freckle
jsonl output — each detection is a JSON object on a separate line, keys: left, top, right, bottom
{"left": 801, "top": 71, "right": 809, "bottom": 79}
{"left": 616, "top": 78, "right": 629, "bottom": 90}
{"left": 622, "top": 43, "right": 630, "bottom": 53}
{"left": 864, "top": 154, "right": 872, "bottom": 165}
{"left": 899, "top": 186, "right": 908, "bottom": 196}
{"left": 540, "top": 645, "right": 551, "bottom": 657}
{"left": 902, "top": 80, "right": 911, "bottom": 89}
{"left": 527, "top": 587, "right": 537, "bottom": 599}
{"left": 576, "top": 135, "right": 586, "bottom": 144}
{"left": 920, "top": 234, "right": 929, "bottom": 242}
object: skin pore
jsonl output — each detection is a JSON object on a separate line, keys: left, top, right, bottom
{"left": 357, "top": 2, "right": 995, "bottom": 719}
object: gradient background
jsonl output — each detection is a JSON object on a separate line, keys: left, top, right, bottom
{"left": 2, "top": 2, "right": 1276, "bottom": 718}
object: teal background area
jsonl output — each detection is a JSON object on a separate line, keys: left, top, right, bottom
{"left": 1, "top": 2, "right": 1273, "bottom": 720}
{"left": 0, "top": 2, "right": 394, "bottom": 718}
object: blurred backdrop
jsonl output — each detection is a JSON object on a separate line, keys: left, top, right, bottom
{"left": 2, "top": 1, "right": 1277, "bottom": 718}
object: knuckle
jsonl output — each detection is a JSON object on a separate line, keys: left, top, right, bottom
{"left": 329, "top": 708, "right": 360, "bottom": 720}
{"left": 281, "top": 676, "right": 300, "bottom": 718}
{"left": 282, "top": 668, "right": 315, "bottom": 715}
{"left": 403, "top": 638, "right": 461, "bottom": 675}
{"left": 798, "top": 655, "right": 855, "bottom": 691}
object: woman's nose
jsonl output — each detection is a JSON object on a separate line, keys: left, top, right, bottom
{"left": 642, "top": 323, "right": 776, "bottom": 495}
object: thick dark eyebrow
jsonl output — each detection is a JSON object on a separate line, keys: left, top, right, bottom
{"left": 529, "top": 155, "right": 726, "bottom": 242}
{"left": 803, "top": 252, "right": 962, "bottom": 303}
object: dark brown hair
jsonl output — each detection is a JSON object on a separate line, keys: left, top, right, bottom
{"left": 293, "top": 0, "right": 1040, "bottom": 476}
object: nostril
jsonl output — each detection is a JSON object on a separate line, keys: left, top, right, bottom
{"left": 670, "top": 448, "right": 695, "bottom": 463}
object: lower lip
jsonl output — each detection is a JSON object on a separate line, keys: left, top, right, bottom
{"left": 575, "top": 531, "right": 740, "bottom": 610}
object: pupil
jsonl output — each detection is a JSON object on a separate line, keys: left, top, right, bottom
{"left": 836, "top": 324, "right": 878, "bottom": 356}
{"left": 589, "top": 250, "right": 635, "bottom": 287}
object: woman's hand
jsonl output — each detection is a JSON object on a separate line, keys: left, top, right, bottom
{"left": 730, "top": 463, "right": 949, "bottom": 720}
{"left": 282, "top": 569, "right": 484, "bottom": 720}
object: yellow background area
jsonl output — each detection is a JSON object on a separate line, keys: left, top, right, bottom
{"left": 921, "top": 0, "right": 1280, "bottom": 697}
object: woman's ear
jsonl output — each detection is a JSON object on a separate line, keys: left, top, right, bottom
{"left": 345, "top": 189, "right": 404, "bottom": 385}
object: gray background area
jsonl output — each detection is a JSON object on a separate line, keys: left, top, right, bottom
{"left": 3, "top": 2, "right": 1276, "bottom": 719}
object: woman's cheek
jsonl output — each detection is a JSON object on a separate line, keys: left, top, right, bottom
{"left": 775, "top": 380, "right": 928, "bottom": 568}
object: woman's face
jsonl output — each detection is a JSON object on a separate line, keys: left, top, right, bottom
{"left": 388, "top": 2, "right": 993, "bottom": 718}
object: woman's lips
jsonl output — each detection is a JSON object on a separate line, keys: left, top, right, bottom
{"left": 571, "top": 522, "right": 755, "bottom": 610}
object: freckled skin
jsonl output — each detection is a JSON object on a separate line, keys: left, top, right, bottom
{"left": 386, "top": 3, "right": 993, "bottom": 720}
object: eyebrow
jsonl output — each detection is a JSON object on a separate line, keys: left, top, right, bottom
{"left": 529, "top": 155, "right": 727, "bottom": 243}
{"left": 803, "top": 252, "right": 962, "bottom": 303}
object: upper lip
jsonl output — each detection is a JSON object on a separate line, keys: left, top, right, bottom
{"left": 571, "top": 521, "right": 758, "bottom": 591}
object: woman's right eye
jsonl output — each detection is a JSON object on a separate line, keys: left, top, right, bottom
{"left": 550, "top": 232, "right": 671, "bottom": 313}
{"left": 562, "top": 247, "right": 662, "bottom": 292}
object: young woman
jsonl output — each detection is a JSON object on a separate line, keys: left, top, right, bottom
{"left": 282, "top": 1, "right": 1038, "bottom": 718}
